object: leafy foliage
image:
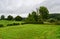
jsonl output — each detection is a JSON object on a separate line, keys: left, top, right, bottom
{"left": 1, "top": 15, "right": 5, "bottom": 20}
{"left": 25, "top": 11, "right": 43, "bottom": 24}
{"left": 7, "top": 23, "right": 20, "bottom": 26}
{"left": 14, "top": 16, "right": 22, "bottom": 21}
{"left": 47, "top": 18, "right": 57, "bottom": 23}
{"left": 7, "top": 15, "right": 13, "bottom": 20}
{"left": 0, "top": 24, "right": 4, "bottom": 27}
{"left": 39, "top": 6, "right": 49, "bottom": 20}
{"left": 49, "top": 14, "right": 60, "bottom": 20}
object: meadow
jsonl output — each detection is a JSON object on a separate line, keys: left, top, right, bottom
{"left": 0, "top": 20, "right": 60, "bottom": 39}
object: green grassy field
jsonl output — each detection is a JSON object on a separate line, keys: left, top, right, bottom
{"left": 0, "top": 20, "right": 60, "bottom": 39}
{"left": 0, "top": 20, "right": 23, "bottom": 26}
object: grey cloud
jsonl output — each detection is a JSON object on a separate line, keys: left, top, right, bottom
{"left": 0, "top": 0, "right": 45, "bottom": 17}
{"left": 40, "top": 0, "right": 60, "bottom": 13}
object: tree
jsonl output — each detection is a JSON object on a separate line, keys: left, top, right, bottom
{"left": 25, "top": 13, "right": 32, "bottom": 23}
{"left": 39, "top": 6, "right": 49, "bottom": 20}
{"left": 1, "top": 15, "right": 5, "bottom": 20}
{"left": 32, "top": 11, "right": 38, "bottom": 21}
{"left": 14, "top": 16, "right": 22, "bottom": 21}
{"left": 7, "top": 15, "right": 13, "bottom": 20}
{"left": 37, "top": 15, "right": 43, "bottom": 24}
{"left": 27, "top": 11, "right": 38, "bottom": 23}
{"left": 25, "top": 11, "right": 43, "bottom": 24}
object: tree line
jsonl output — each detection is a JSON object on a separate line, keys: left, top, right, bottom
{"left": 25, "top": 6, "right": 49, "bottom": 24}
{"left": 0, "top": 6, "right": 60, "bottom": 24}
{"left": 0, "top": 15, "right": 22, "bottom": 21}
{"left": 25, "top": 6, "right": 60, "bottom": 24}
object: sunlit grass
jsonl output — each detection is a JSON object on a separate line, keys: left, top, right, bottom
{"left": 0, "top": 20, "right": 60, "bottom": 39}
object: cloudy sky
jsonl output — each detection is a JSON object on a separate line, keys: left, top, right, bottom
{"left": 0, "top": 0, "right": 45, "bottom": 10}
{"left": 0, "top": 0, "right": 45, "bottom": 17}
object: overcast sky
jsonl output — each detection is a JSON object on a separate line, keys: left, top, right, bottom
{"left": 0, "top": 0, "right": 46, "bottom": 17}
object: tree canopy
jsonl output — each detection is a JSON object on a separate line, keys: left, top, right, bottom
{"left": 7, "top": 15, "right": 13, "bottom": 20}
{"left": 39, "top": 6, "right": 49, "bottom": 20}
{"left": 14, "top": 16, "right": 22, "bottom": 21}
{"left": 1, "top": 15, "right": 5, "bottom": 20}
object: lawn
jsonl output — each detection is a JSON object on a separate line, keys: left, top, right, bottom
{"left": 0, "top": 20, "right": 60, "bottom": 39}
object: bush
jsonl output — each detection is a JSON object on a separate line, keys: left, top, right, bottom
{"left": 21, "top": 23, "right": 28, "bottom": 25}
{"left": 0, "top": 24, "right": 4, "bottom": 27}
{"left": 7, "top": 23, "right": 20, "bottom": 26}
{"left": 7, "top": 24, "right": 13, "bottom": 26}
{"left": 37, "top": 19, "right": 44, "bottom": 24}
{"left": 13, "top": 23, "right": 20, "bottom": 25}
{"left": 24, "top": 20, "right": 44, "bottom": 24}
{"left": 55, "top": 22, "right": 60, "bottom": 25}
{"left": 47, "top": 18, "right": 57, "bottom": 23}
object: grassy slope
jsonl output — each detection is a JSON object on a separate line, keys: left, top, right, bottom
{"left": 0, "top": 24, "right": 60, "bottom": 39}
{"left": 0, "top": 20, "right": 22, "bottom": 26}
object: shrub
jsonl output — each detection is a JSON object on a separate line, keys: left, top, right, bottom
{"left": 37, "top": 19, "right": 44, "bottom": 24}
{"left": 24, "top": 20, "right": 44, "bottom": 24}
{"left": 47, "top": 18, "right": 57, "bottom": 23}
{"left": 7, "top": 24, "right": 13, "bottom": 26}
{"left": 55, "top": 22, "right": 60, "bottom": 25}
{"left": 0, "top": 24, "right": 4, "bottom": 27}
{"left": 21, "top": 23, "right": 28, "bottom": 25}
{"left": 7, "top": 23, "right": 20, "bottom": 26}
{"left": 13, "top": 23, "right": 20, "bottom": 25}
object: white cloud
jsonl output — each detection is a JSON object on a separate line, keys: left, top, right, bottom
{"left": 23, "top": 0, "right": 45, "bottom": 6}
{"left": 0, "top": 0, "right": 45, "bottom": 17}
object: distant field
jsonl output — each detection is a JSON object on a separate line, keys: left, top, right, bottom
{"left": 0, "top": 20, "right": 23, "bottom": 26}
{"left": 0, "top": 20, "right": 60, "bottom": 39}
